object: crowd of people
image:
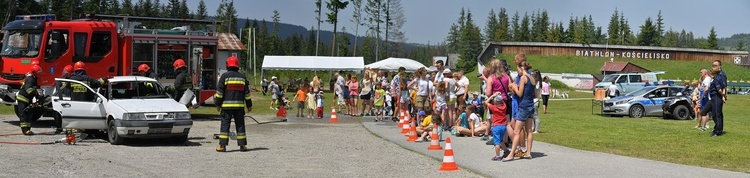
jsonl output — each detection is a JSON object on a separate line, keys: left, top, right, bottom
{"left": 262, "top": 54, "right": 551, "bottom": 161}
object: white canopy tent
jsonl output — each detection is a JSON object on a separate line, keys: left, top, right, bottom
{"left": 364, "top": 57, "right": 435, "bottom": 72}
{"left": 262, "top": 56, "right": 365, "bottom": 71}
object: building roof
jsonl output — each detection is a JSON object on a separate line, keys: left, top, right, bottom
{"left": 600, "top": 61, "right": 649, "bottom": 72}
{"left": 217, "top": 33, "right": 246, "bottom": 51}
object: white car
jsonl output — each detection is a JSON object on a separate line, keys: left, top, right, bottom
{"left": 52, "top": 76, "right": 192, "bottom": 145}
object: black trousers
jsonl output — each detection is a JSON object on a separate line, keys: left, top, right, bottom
{"left": 710, "top": 95, "right": 724, "bottom": 135}
{"left": 17, "top": 102, "right": 31, "bottom": 132}
{"left": 219, "top": 109, "right": 247, "bottom": 146}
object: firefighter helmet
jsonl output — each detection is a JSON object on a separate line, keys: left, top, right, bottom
{"left": 226, "top": 56, "right": 240, "bottom": 68}
{"left": 63, "top": 65, "right": 73, "bottom": 74}
{"left": 74, "top": 61, "right": 86, "bottom": 71}
{"left": 138, "top": 64, "right": 150, "bottom": 73}
{"left": 173, "top": 59, "right": 186, "bottom": 70}
{"left": 30, "top": 65, "right": 41, "bottom": 74}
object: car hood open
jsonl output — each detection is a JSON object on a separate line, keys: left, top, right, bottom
{"left": 111, "top": 99, "right": 188, "bottom": 113}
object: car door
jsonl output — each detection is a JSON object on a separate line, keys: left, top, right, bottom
{"left": 52, "top": 78, "right": 108, "bottom": 130}
{"left": 615, "top": 75, "right": 628, "bottom": 93}
{"left": 644, "top": 87, "right": 669, "bottom": 116}
{"left": 626, "top": 75, "right": 643, "bottom": 93}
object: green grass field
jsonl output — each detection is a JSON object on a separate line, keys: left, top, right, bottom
{"left": 536, "top": 94, "right": 750, "bottom": 173}
{"left": 495, "top": 53, "right": 750, "bottom": 81}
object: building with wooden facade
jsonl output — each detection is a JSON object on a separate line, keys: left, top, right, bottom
{"left": 478, "top": 42, "right": 750, "bottom": 65}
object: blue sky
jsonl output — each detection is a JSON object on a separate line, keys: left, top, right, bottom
{"left": 185, "top": 0, "right": 750, "bottom": 44}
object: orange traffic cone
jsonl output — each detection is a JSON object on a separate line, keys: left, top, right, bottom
{"left": 329, "top": 107, "right": 339, "bottom": 123}
{"left": 407, "top": 122, "right": 418, "bottom": 142}
{"left": 401, "top": 114, "right": 410, "bottom": 135}
{"left": 439, "top": 137, "right": 459, "bottom": 171}
{"left": 397, "top": 110, "right": 405, "bottom": 128}
{"left": 427, "top": 124, "right": 442, "bottom": 150}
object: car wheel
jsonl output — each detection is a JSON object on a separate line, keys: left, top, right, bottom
{"left": 108, "top": 120, "right": 125, "bottom": 145}
{"left": 673, "top": 105, "right": 691, "bottom": 120}
{"left": 629, "top": 105, "right": 644, "bottom": 118}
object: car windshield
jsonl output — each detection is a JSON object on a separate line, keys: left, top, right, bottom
{"left": 602, "top": 75, "right": 618, "bottom": 83}
{"left": 109, "top": 81, "right": 168, "bottom": 99}
{"left": 624, "top": 86, "right": 656, "bottom": 97}
{"left": 0, "top": 30, "right": 43, "bottom": 58}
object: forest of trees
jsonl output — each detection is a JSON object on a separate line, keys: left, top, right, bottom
{"left": 446, "top": 8, "right": 733, "bottom": 72}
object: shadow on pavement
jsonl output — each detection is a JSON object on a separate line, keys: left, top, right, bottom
{"left": 225, "top": 147, "right": 269, "bottom": 153}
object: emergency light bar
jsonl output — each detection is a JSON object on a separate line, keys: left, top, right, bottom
{"left": 15, "top": 14, "right": 55, "bottom": 21}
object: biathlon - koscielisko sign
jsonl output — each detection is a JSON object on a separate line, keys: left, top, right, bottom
{"left": 575, "top": 50, "right": 671, "bottom": 60}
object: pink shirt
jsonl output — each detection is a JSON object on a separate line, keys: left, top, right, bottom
{"left": 349, "top": 81, "right": 359, "bottom": 95}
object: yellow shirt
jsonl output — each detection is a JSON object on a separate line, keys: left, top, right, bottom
{"left": 421, "top": 115, "right": 432, "bottom": 127}
{"left": 410, "top": 90, "right": 417, "bottom": 104}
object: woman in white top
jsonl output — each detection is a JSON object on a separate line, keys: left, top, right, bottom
{"left": 442, "top": 69, "right": 458, "bottom": 130}
{"left": 541, "top": 76, "right": 551, "bottom": 114}
{"left": 409, "top": 67, "right": 431, "bottom": 113}
{"left": 360, "top": 71, "right": 373, "bottom": 116}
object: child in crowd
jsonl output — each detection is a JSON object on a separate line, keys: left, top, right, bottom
{"left": 294, "top": 87, "right": 307, "bottom": 117}
{"left": 690, "top": 81, "right": 700, "bottom": 122}
{"left": 454, "top": 105, "right": 487, "bottom": 137}
{"left": 373, "top": 83, "right": 387, "bottom": 122}
{"left": 316, "top": 91, "right": 325, "bottom": 119}
{"left": 485, "top": 92, "right": 508, "bottom": 161}
{"left": 434, "top": 81, "right": 448, "bottom": 129}
{"left": 416, "top": 110, "right": 435, "bottom": 142}
{"left": 306, "top": 89, "right": 316, "bottom": 118}
{"left": 470, "top": 91, "right": 485, "bottom": 121}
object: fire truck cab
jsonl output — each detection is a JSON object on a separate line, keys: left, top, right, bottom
{"left": 0, "top": 14, "right": 222, "bottom": 123}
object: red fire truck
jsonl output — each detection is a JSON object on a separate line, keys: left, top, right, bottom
{"left": 0, "top": 14, "right": 222, "bottom": 122}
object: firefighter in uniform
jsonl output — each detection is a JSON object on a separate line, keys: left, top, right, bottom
{"left": 138, "top": 63, "right": 159, "bottom": 79}
{"left": 54, "top": 64, "right": 74, "bottom": 97}
{"left": 137, "top": 64, "right": 158, "bottom": 96}
{"left": 172, "top": 59, "right": 192, "bottom": 103}
{"left": 214, "top": 56, "right": 252, "bottom": 152}
{"left": 69, "top": 61, "right": 107, "bottom": 102}
{"left": 16, "top": 64, "right": 42, "bottom": 135}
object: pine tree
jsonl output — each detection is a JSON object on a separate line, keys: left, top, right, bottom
{"left": 325, "top": 0, "right": 349, "bottom": 56}
{"left": 195, "top": 0, "right": 207, "bottom": 19}
{"left": 511, "top": 11, "right": 520, "bottom": 41}
{"left": 179, "top": 0, "right": 190, "bottom": 18}
{"left": 655, "top": 10, "right": 664, "bottom": 45}
{"left": 457, "top": 10, "right": 482, "bottom": 72}
{"left": 272, "top": 10, "right": 281, "bottom": 35}
{"left": 446, "top": 23, "right": 460, "bottom": 53}
{"left": 122, "top": 0, "right": 133, "bottom": 15}
{"left": 484, "top": 9, "right": 498, "bottom": 44}
{"left": 637, "top": 17, "right": 658, "bottom": 46}
{"left": 519, "top": 12, "right": 530, "bottom": 41}
{"left": 494, "top": 8, "right": 510, "bottom": 41}
{"left": 168, "top": 0, "right": 179, "bottom": 17}
{"left": 735, "top": 39, "right": 745, "bottom": 51}
{"left": 387, "top": 0, "right": 406, "bottom": 57}
{"left": 706, "top": 27, "right": 719, "bottom": 49}
{"left": 607, "top": 9, "right": 620, "bottom": 45}
{"left": 661, "top": 28, "right": 678, "bottom": 47}
{"left": 565, "top": 16, "right": 576, "bottom": 43}
{"left": 350, "top": 0, "right": 363, "bottom": 56}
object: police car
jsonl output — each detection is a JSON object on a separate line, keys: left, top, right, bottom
{"left": 602, "top": 85, "right": 685, "bottom": 118}
{"left": 51, "top": 76, "right": 192, "bottom": 145}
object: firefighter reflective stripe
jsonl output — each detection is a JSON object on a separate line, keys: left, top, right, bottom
{"left": 16, "top": 95, "right": 29, "bottom": 103}
{"left": 236, "top": 135, "right": 247, "bottom": 140}
{"left": 218, "top": 134, "right": 229, "bottom": 139}
{"left": 26, "top": 88, "right": 35, "bottom": 94}
{"left": 98, "top": 78, "right": 105, "bottom": 84}
{"left": 221, "top": 101, "right": 245, "bottom": 108}
{"left": 244, "top": 94, "right": 251, "bottom": 100}
{"left": 145, "top": 82, "right": 153, "bottom": 88}
{"left": 214, "top": 91, "right": 224, "bottom": 99}
{"left": 224, "top": 78, "right": 246, "bottom": 85}
{"left": 19, "top": 122, "right": 30, "bottom": 127}
{"left": 71, "top": 83, "right": 88, "bottom": 93}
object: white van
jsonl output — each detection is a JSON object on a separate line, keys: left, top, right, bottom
{"left": 594, "top": 72, "right": 664, "bottom": 95}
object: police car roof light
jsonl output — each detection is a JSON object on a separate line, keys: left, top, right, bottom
{"left": 15, "top": 14, "right": 56, "bottom": 21}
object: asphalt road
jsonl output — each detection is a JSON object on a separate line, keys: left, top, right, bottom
{"left": 362, "top": 118, "right": 750, "bottom": 178}
{"left": 0, "top": 114, "right": 480, "bottom": 177}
